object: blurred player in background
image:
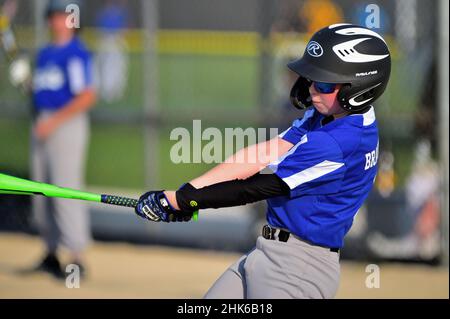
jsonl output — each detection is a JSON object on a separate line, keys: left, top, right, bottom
{"left": 299, "top": 0, "right": 343, "bottom": 35}
{"left": 29, "top": 0, "right": 95, "bottom": 279}
{"left": 94, "top": 0, "right": 129, "bottom": 103}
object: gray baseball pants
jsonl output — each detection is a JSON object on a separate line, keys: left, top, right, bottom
{"left": 204, "top": 229, "right": 340, "bottom": 299}
{"left": 31, "top": 111, "right": 91, "bottom": 254}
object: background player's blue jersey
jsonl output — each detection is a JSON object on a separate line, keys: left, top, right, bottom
{"left": 267, "top": 107, "right": 379, "bottom": 248}
{"left": 32, "top": 36, "right": 93, "bottom": 112}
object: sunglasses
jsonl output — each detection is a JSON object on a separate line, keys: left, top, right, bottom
{"left": 312, "top": 81, "right": 338, "bottom": 94}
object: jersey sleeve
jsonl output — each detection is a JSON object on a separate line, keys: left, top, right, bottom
{"left": 268, "top": 131, "right": 346, "bottom": 197}
{"left": 279, "top": 108, "right": 316, "bottom": 145}
{"left": 67, "top": 51, "right": 93, "bottom": 95}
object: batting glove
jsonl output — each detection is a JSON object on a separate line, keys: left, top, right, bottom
{"left": 135, "top": 190, "right": 192, "bottom": 222}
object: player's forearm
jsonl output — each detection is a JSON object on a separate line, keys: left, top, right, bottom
{"left": 51, "top": 88, "right": 96, "bottom": 127}
{"left": 175, "top": 172, "right": 290, "bottom": 212}
{"left": 189, "top": 161, "right": 263, "bottom": 189}
{"left": 189, "top": 137, "right": 292, "bottom": 188}
{"left": 166, "top": 139, "right": 285, "bottom": 210}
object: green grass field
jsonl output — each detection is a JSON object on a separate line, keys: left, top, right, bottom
{"left": 0, "top": 118, "right": 219, "bottom": 190}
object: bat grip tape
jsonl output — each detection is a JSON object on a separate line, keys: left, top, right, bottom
{"left": 101, "top": 194, "right": 139, "bottom": 208}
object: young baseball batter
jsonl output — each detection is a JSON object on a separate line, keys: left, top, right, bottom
{"left": 135, "top": 23, "right": 391, "bottom": 299}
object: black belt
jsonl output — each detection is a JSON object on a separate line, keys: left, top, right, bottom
{"left": 262, "top": 225, "right": 339, "bottom": 253}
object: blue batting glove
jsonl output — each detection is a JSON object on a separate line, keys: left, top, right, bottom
{"left": 135, "top": 190, "right": 192, "bottom": 223}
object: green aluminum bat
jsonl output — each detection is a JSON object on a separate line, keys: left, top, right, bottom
{"left": 0, "top": 173, "right": 198, "bottom": 221}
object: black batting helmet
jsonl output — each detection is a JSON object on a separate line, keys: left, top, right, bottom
{"left": 288, "top": 23, "right": 391, "bottom": 112}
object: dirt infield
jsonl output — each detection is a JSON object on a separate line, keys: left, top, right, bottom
{"left": 0, "top": 233, "right": 448, "bottom": 299}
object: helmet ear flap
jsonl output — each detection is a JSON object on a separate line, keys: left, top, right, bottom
{"left": 338, "top": 83, "right": 379, "bottom": 113}
{"left": 337, "top": 84, "right": 352, "bottom": 111}
{"left": 289, "top": 76, "right": 313, "bottom": 110}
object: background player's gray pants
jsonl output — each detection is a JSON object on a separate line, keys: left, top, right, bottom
{"left": 31, "top": 111, "right": 91, "bottom": 254}
{"left": 204, "top": 234, "right": 340, "bottom": 299}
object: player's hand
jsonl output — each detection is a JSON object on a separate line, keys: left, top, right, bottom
{"left": 135, "top": 190, "right": 193, "bottom": 222}
{"left": 34, "top": 117, "right": 59, "bottom": 141}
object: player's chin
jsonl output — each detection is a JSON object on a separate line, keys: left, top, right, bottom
{"left": 313, "top": 103, "right": 329, "bottom": 115}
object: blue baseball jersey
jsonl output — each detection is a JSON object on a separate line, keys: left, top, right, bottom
{"left": 267, "top": 106, "right": 379, "bottom": 248}
{"left": 33, "top": 36, "right": 93, "bottom": 112}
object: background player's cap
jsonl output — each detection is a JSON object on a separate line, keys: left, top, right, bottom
{"left": 288, "top": 23, "right": 391, "bottom": 112}
{"left": 46, "top": 0, "right": 82, "bottom": 18}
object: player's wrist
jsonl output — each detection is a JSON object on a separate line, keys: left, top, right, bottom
{"left": 163, "top": 191, "right": 179, "bottom": 210}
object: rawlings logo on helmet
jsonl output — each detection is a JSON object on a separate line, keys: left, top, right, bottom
{"left": 356, "top": 70, "right": 378, "bottom": 77}
{"left": 307, "top": 41, "right": 323, "bottom": 57}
